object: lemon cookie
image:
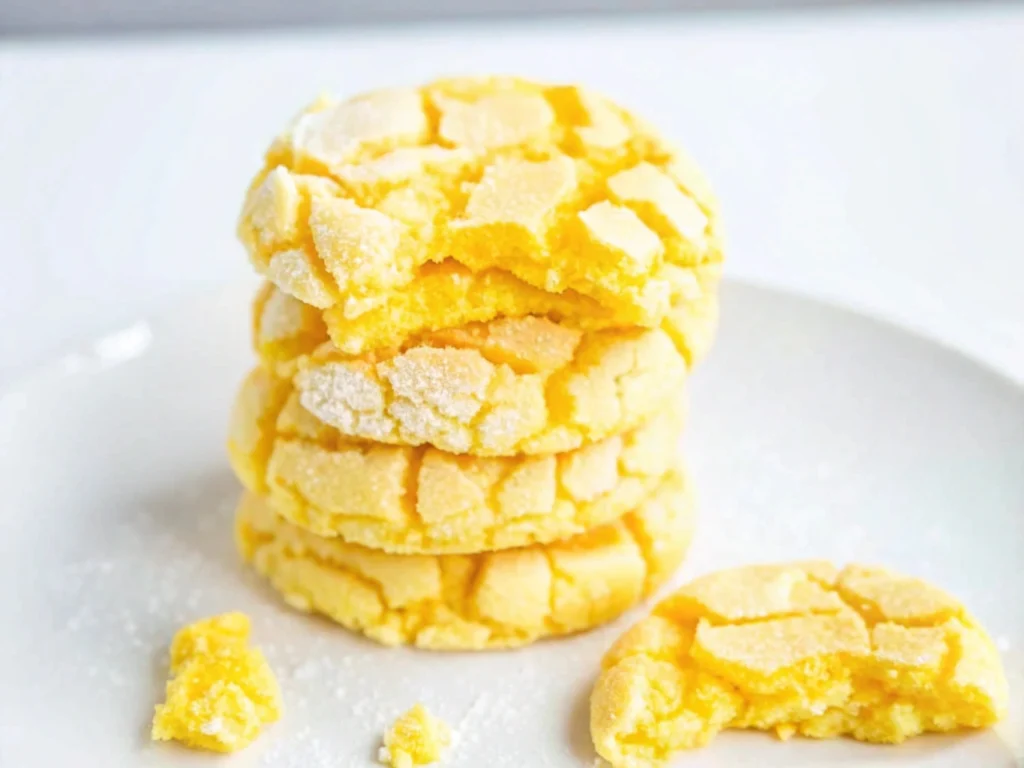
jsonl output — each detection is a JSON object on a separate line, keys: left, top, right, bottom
{"left": 292, "top": 314, "right": 687, "bottom": 458}
{"left": 228, "top": 367, "right": 685, "bottom": 553}
{"left": 590, "top": 562, "right": 1008, "bottom": 767}
{"left": 238, "top": 76, "right": 722, "bottom": 330}
{"left": 235, "top": 470, "right": 694, "bottom": 650}
{"left": 152, "top": 613, "right": 282, "bottom": 753}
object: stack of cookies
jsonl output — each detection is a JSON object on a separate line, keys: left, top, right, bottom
{"left": 227, "top": 77, "right": 723, "bottom": 650}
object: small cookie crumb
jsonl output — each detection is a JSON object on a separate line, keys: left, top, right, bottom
{"left": 380, "top": 703, "right": 451, "bottom": 767}
{"left": 151, "top": 612, "right": 281, "bottom": 753}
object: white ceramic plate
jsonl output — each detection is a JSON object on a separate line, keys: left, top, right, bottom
{"left": 1, "top": 281, "right": 1021, "bottom": 768}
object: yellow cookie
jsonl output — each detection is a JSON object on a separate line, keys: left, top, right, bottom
{"left": 253, "top": 262, "right": 719, "bottom": 375}
{"left": 238, "top": 76, "right": 722, "bottom": 330}
{"left": 287, "top": 309, "right": 688, "bottom": 458}
{"left": 235, "top": 470, "right": 695, "bottom": 650}
{"left": 380, "top": 704, "right": 451, "bottom": 767}
{"left": 590, "top": 562, "right": 1008, "bottom": 767}
{"left": 152, "top": 613, "right": 282, "bottom": 753}
{"left": 227, "top": 367, "right": 685, "bottom": 553}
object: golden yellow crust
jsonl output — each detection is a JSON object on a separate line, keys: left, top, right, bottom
{"left": 238, "top": 77, "right": 722, "bottom": 330}
{"left": 236, "top": 471, "right": 694, "bottom": 650}
{"left": 228, "top": 367, "right": 685, "bottom": 553}
{"left": 151, "top": 613, "right": 282, "bottom": 753}
{"left": 380, "top": 704, "right": 451, "bottom": 767}
{"left": 590, "top": 563, "right": 1008, "bottom": 767}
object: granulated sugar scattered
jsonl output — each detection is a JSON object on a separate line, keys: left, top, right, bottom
{"left": 261, "top": 726, "right": 336, "bottom": 768}
{"left": 291, "top": 658, "right": 325, "bottom": 681}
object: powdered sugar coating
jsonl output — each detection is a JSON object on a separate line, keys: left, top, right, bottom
{"left": 273, "top": 307, "right": 687, "bottom": 456}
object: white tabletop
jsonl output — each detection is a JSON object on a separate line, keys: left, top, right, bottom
{"left": 1, "top": 4, "right": 1023, "bottom": 385}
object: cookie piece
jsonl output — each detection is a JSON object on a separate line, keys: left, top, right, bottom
{"left": 151, "top": 613, "right": 281, "bottom": 753}
{"left": 590, "top": 563, "right": 1008, "bottom": 767}
{"left": 236, "top": 471, "right": 694, "bottom": 650}
{"left": 227, "top": 367, "right": 685, "bottom": 553}
{"left": 380, "top": 704, "right": 451, "bottom": 767}
{"left": 238, "top": 77, "right": 722, "bottom": 329}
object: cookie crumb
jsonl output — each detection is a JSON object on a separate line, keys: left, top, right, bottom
{"left": 151, "top": 613, "right": 281, "bottom": 753}
{"left": 379, "top": 703, "right": 451, "bottom": 767}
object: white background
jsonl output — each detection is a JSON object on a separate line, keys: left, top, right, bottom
{"left": 1, "top": 3, "right": 1023, "bottom": 384}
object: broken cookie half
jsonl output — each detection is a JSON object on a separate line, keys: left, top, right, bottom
{"left": 590, "top": 562, "right": 1007, "bottom": 767}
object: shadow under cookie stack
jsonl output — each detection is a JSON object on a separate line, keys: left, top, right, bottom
{"left": 227, "top": 77, "right": 723, "bottom": 650}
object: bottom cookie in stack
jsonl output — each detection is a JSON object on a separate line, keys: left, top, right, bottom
{"left": 235, "top": 470, "right": 695, "bottom": 651}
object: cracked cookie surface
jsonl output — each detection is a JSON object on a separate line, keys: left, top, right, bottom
{"left": 590, "top": 562, "right": 1008, "bottom": 767}
{"left": 238, "top": 76, "right": 722, "bottom": 332}
{"left": 287, "top": 303, "right": 688, "bottom": 457}
{"left": 228, "top": 367, "right": 685, "bottom": 553}
{"left": 235, "top": 470, "right": 694, "bottom": 650}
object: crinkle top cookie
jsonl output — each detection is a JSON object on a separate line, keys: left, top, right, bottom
{"left": 239, "top": 76, "right": 722, "bottom": 328}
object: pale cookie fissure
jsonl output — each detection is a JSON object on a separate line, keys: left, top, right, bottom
{"left": 227, "top": 366, "right": 686, "bottom": 554}
{"left": 151, "top": 613, "right": 282, "bottom": 753}
{"left": 590, "top": 562, "right": 1008, "bottom": 768}
{"left": 235, "top": 469, "right": 695, "bottom": 650}
{"left": 238, "top": 76, "right": 723, "bottom": 328}
{"left": 253, "top": 260, "right": 718, "bottom": 376}
{"left": 292, "top": 308, "right": 688, "bottom": 457}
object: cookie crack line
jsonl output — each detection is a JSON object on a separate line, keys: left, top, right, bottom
{"left": 238, "top": 76, "right": 723, "bottom": 333}
{"left": 236, "top": 471, "right": 694, "bottom": 650}
{"left": 590, "top": 562, "right": 1009, "bottom": 768}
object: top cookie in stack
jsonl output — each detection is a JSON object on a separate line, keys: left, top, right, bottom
{"left": 239, "top": 76, "right": 722, "bottom": 374}
{"left": 229, "top": 76, "right": 722, "bottom": 649}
